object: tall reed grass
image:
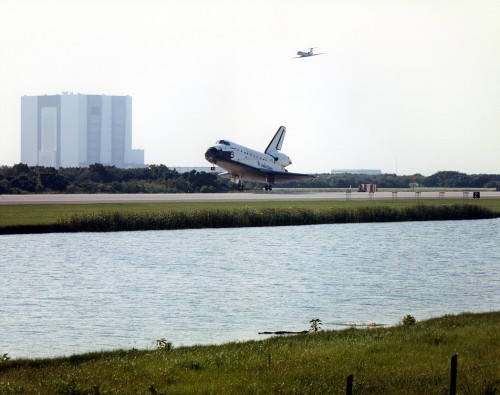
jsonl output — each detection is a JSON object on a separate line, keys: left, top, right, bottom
{"left": 58, "top": 203, "right": 495, "bottom": 232}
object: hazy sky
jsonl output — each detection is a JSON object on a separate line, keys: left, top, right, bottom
{"left": 1, "top": 0, "right": 499, "bottom": 175}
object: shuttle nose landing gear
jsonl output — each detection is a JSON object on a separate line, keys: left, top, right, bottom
{"left": 264, "top": 185, "right": 273, "bottom": 191}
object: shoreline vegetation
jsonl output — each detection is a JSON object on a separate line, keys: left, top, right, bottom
{"left": 1, "top": 312, "right": 498, "bottom": 394}
{"left": 0, "top": 202, "right": 498, "bottom": 234}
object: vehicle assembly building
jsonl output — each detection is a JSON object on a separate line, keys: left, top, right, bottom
{"left": 21, "top": 93, "right": 144, "bottom": 168}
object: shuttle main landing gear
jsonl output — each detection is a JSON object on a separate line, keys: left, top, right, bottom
{"left": 264, "top": 185, "right": 273, "bottom": 191}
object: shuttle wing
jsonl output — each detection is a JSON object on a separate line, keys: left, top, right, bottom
{"left": 261, "top": 169, "right": 315, "bottom": 184}
{"left": 218, "top": 166, "right": 313, "bottom": 184}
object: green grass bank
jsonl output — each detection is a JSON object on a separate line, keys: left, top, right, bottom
{"left": 0, "top": 199, "right": 498, "bottom": 234}
{"left": 1, "top": 312, "right": 498, "bottom": 394}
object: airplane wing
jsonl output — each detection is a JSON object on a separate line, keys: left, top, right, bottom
{"left": 292, "top": 53, "right": 324, "bottom": 59}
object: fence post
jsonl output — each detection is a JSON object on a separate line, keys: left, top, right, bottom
{"left": 450, "top": 354, "right": 458, "bottom": 395}
{"left": 346, "top": 374, "right": 353, "bottom": 395}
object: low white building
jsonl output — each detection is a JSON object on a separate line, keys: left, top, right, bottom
{"left": 331, "top": 169, "right": 382, "bottom": 175}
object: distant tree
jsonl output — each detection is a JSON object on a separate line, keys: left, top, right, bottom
{"left": 0, "top": 179, "right": 9, "bottom": 193}
{"left": 38, "top": 167, "right": 68, "bottom": 191}
{"left": 11, "top": 174, "right": 39, "bottom": 192}
{"left": 12, "top": 163, "right": 30, "bottom": 175}
{"left": 88, "top": 163, "right": 112, "bottom": 183}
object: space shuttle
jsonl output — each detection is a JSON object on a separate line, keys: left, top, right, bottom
{"left": 205, "top": 126, "right": 314, "bottom": 190}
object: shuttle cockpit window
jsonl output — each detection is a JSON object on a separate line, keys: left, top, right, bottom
{"left": 216, "top": 140, "right": 230, "bottom": 145}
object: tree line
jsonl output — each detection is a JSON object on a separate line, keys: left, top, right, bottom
{"left": 0, "top": 164, "right": 499, "bottom": 194}
{"left": 281, "top": 170, "right": 500, "bottom": 190}
{"left": 0, "top": 163, "right": 229, "bottom": 194}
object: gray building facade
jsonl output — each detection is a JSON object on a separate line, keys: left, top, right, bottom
{"left": 21, "top": 93, "right": 144, "bottom": 168}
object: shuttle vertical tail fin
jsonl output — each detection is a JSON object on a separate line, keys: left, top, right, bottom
{"left": 265, "top": 126, "right": 286, "bottom": 154}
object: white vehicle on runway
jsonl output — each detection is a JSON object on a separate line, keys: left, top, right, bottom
{"left": 204, "top": 126, "right": 314, "bottom": 190}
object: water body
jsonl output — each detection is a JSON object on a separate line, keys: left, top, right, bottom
{"left": 1, "top": 219, "right": 499, "bottom": 359}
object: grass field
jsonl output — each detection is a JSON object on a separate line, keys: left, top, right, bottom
{"left": 1, "top": 198, "right": 499, "bottom": 229}
{"left": 0, "top": 312, "right": 498, "bottom": 394}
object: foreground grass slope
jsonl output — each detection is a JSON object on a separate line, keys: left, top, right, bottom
{"left": 1, "top": 312, "right": 498, "bottom": 394}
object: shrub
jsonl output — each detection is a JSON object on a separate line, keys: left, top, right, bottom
{"left": 309, "top": 318, "right": 323, "bottom": 333}
{"left": 401, "top": 314, "right": 417, "bottom": 326}
{"left": 155, "top": 338, "right": 173, "bottom": 351}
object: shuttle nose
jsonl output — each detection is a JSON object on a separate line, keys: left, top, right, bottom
{"left": 205, "top": 146, "right": 220, "bottom": 164}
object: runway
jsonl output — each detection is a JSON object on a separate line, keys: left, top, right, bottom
{"left": 1, "top": 190, "right": 498, "bottom": 204}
